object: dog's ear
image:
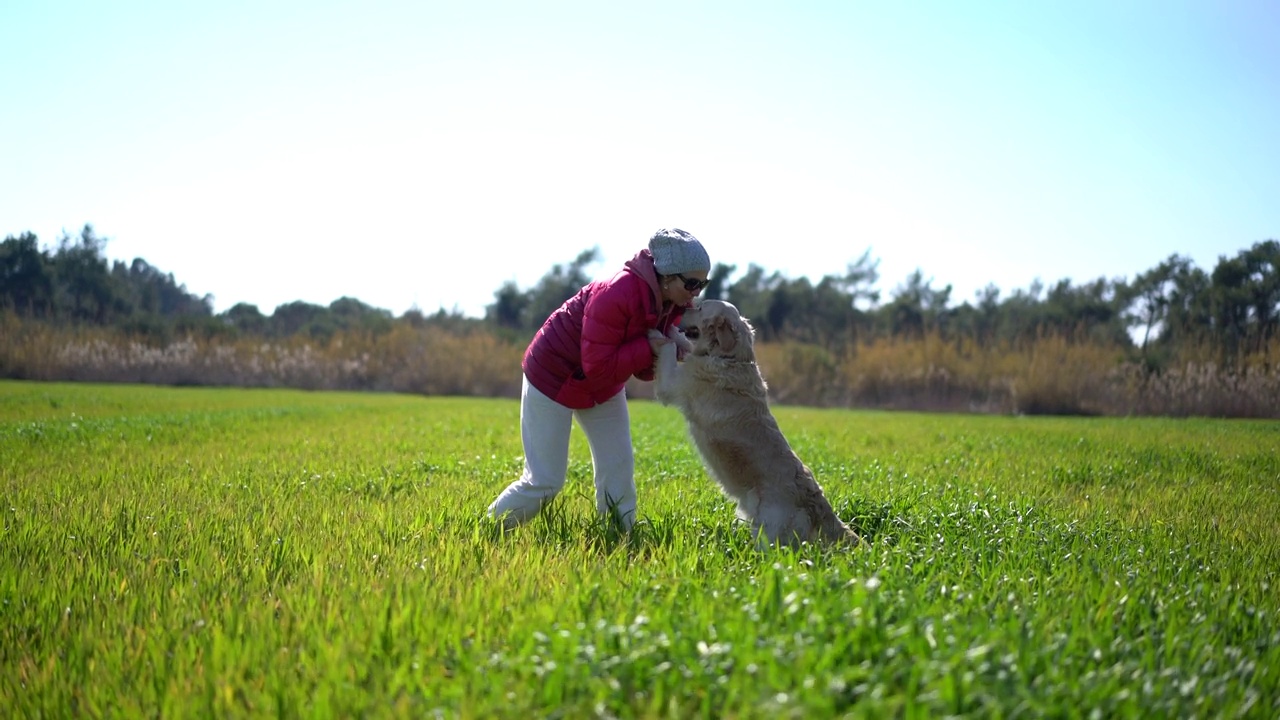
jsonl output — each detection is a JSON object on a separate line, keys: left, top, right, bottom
{"left": 711, "top": 316, "right": 737, "bottom": 354}
{"left": 737, "top": 316, "right": 756, "bottom": 347}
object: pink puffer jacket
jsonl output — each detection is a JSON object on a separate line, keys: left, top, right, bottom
{"left": 522, "top": 249, "right": 685, "bottom": 409}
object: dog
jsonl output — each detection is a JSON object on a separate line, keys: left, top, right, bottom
{"left": 651, "top": 299, "right": 861, "bottom": 548}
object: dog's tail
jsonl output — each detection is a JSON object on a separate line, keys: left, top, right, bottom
{"left": 822, "top": 517, "right": 865, "bottom": 548}
{"left": 800, "top": 472, "right": 867, "bottom": 548}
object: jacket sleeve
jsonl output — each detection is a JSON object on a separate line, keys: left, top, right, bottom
{"left": 580, "top": 278, "right": 653, "bottom": 387}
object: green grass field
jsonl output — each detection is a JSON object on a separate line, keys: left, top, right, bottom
{"left": 2, "top": 380, "right": 1278, "bottom": 718}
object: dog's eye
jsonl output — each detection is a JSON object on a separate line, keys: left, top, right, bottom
{"left": 685, "top": 327, "right": 701, "bottom": 339}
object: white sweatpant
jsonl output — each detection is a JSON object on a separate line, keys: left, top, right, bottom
{"left": 487, "top": 376, "right": 636, "bottom": 530}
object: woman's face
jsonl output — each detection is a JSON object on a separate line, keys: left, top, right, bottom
{"left": 661, "top": 271, "right": 709, "bottom": 306}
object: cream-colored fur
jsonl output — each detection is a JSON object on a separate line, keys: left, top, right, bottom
{"left": 652, "top": 300, "right": 861, "bottom": 548}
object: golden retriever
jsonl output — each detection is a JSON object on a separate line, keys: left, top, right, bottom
{"left": 651, "top": 299, "right": 861, "bottom": 548}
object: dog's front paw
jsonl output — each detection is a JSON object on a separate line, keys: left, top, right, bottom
{"left": 648, "top": 329, "right": 670, "bottom": 355}
{"left": 668, "top": 328, "right": 694, "bottom": 359}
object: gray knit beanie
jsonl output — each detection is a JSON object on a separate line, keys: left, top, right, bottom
{"left": 648, "top": 228, "right": 710, "bottom": 275}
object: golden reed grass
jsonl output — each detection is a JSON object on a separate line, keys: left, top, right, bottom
{"left": 753, "top": 331, "right": 1279, "bottom": 418}
{"left": 2, "top": 314, "right": 1276, "bottom": 417}
{"left": 0, "top": 313, "right": 523, "bottom": 397}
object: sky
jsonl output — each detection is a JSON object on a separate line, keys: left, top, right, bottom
{"left": 3, "top": 1, "right": 1278, "bottom": 318}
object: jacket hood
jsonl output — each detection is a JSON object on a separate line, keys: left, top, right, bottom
{"left": 624, "top": 249, "right": 664, "bottom": 308}
{"left": 624, "top": 248, "right": 698, "bottom": 311}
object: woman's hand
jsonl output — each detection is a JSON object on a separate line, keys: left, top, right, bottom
{"left": 667, "top": 327, "right": 693, "bottom": 361}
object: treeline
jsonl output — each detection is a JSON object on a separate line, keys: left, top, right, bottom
{"left": 2, "top": 227, "right": 213, "bottom": 332}
{"left": 0, "top": 225, "right": 464, "bottom": 341}
{"left": 484, "top": 245, "right": 1280, "bottom": 372}
{"left": 3, "top": 224, "right": 1278, "bottom": 416}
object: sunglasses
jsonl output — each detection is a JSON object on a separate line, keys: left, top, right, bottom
{"left": 675, "top": 274, "right": 710, "bottom": 292}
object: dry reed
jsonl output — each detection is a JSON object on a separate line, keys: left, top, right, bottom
{"left": 2, "top": 314, "right": 1275, "bottom": 417}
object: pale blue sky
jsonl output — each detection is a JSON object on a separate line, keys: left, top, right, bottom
{"left": 3, "top": 1, "right": 1277, "bottom": 317}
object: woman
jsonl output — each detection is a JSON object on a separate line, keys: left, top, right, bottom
{"left": 487, "top": 228, "right": 712, "bottom": 531}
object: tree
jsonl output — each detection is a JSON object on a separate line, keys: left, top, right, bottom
{"left": 1240, "top": 240, "right": 1280, "bottom": 346}
{"left": 1162, "top": 262, "right": 1212, "bottom": 349}
{"left": 270, "top": 300, "right": 332, "bottom": 339}
{"left": 703, "top": 262, "right": 737, "bottom": 302}
{"left": 521, "top": 248, "right": 601, "bottom": 331}
{"left": 0, "top": 232, "right": 55, "bottom": 316}
{"left": 805, "top": 275, "right": 867, "bottom": 348}
{"left": 113, "top": 257, "right": 213, "bottom": 318}
{"left": 1123, "top": 255, "right": 1191, "bottom": 351}
{"left": 763, "top": 277, "right": 805, "bottom": 341}
{"left": 1041, "top": 277, "right": 1129, "bottom": 345}
{"left": 725, "top": 264, "right": 785, "bottom": 341}
{"left": 481, "top": 248, "right": 602, "bottom": 333}
{"left": 1206, "top": 240, "right": 1280, "bottom": 357}
{"left": 51, "top": 225, "right": 119, "bottom": 323}
{"left": 838, "top": 248, "right": 881, "bottom": 311}
{"left": 329, "top": 296, "right": 393, "bottom": 334}
{"left": 885, "top": 269, "right": 952, "bottom": 337}
{"left": 221, "top": 302, "right": 268, "bottom": 335}
{"left": 486, "top": 281, "right": 529, "bottom": 330}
